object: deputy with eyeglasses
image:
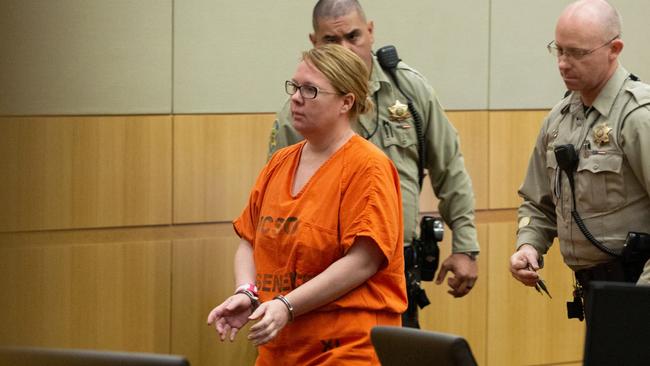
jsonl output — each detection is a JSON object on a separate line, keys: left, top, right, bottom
{"left": 510, "top": 0, "right": 650, "bottom": 319}
{"left": 268, "top": 0, "right": 479, "bottom": 328}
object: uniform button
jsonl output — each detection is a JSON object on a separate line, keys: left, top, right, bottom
{"left": 593, "top": 164, "right": 599, "bottom": 170}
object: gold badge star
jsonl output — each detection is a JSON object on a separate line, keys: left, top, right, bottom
{"left": 593, "top": 123, "right": 612, "bottom": 146}
{"left": 388, "top": 100, "right": 411, "bottom": 121}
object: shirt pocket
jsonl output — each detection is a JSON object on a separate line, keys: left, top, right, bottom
{"left": 379, "top": 119, "right": 418, "bottom": 166}
{"left": 575, "top": 151, "right": 625, "bottom": 212}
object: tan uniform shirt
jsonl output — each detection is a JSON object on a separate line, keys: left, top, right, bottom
{"left": 269, "top": 55, "right": 478, "bottom": 253}
{"left": 517, "top": 66, "right": 650, "bottom": 284}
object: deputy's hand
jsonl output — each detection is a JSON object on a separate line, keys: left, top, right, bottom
{"left": 510, "top": 244, "right": 540, "bottom": 286}
{"left": 206, "top": 294, "right": 253, "bottom": 342}
{"left": 435, "top": 253, "right": 478, "bottom": 298}
{"left": 247, "top": 298, "right": 290, "bottom": 346}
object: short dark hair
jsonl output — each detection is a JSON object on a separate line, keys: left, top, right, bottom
{"left": 312, "top": 0, "right": 367, "bottom": 31}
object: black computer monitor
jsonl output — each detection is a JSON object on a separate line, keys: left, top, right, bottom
{"left": 0, "top": 347, "right": 190, "bottom": 366}
{"left": 583, "top": 281, "right": 650, "bottom": 366}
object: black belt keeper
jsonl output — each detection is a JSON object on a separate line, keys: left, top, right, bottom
{"left": 404, "top": 245, "right": 416, "bottom": 272}
{"left": 621, "top": 231, "right": 650, "bottom": 282}
{"left": 575, "top": 232, "right": 650, "bottom": 290}
{"left": 574, "top": 259, "right": 627, "bottom": 291}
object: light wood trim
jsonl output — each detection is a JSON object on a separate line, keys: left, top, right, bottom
{"left": 171, "top": 236, "right": 256, "bottom": 366}
{"left": 486, "top": 222, "right": 584, "bottom": 366}
{"left": 420, "top": 111, "right": 489, "bottom": 212}
{"left": 0, "top": 240, "right": 171, "bottom": 352}
{"left": 0, "top": 223, "right": 233, "bottom": 248}
{"left": 0, "top": 116, "right": 172, "bottom": 232}
{"left": 419, "top": 223, "right": 489, "bottom": 366}
{"left": 173, "top": 114, "right": 274, "bottom": 224}
{"left": 488, "top": 110, "right": 547, "bottom": 209}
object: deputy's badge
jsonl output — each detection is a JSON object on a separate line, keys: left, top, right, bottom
{"left": 388, "top": 100, "right": 411, "bottom": 121}
{"left": 593, "top": 123, "right": 612, "bottom": 146}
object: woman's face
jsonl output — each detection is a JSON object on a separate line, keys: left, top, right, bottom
{"left": 289, "top": 61, "right": 346, "bottom": 138}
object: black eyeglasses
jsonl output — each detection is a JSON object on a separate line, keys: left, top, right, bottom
{"left": 547, "top": 35, "right": 619, "bottom": 60}
{"left": 285, "top": 80, "right": 338, "bottom": 99}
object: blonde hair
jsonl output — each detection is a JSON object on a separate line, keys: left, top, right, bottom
{"left": 302, "top": 44, "right": 373, "bottom": 120}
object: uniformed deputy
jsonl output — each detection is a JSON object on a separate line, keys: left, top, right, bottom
{"left": 268, "top": 0, "right": 480, "bottom": 328}
{"left": 510, "top": 0, "right": 650, "bottom": 315}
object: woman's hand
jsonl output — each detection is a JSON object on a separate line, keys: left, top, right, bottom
{"left": 247, "top": 299, "right": 291, "bottom": 346}
{"left": 206, "top": 294, "right": 253, "bottom": 342}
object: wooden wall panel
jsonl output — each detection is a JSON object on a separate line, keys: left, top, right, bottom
{"left": 0, "top": 116, "right": 172, "bottom": 232}
{"left": 173, "top": 114, "right": 274, "bottom": 224}
{"left": 171, "top": 229, "right": 256, "bottom": 366}
{"left": 419, "top": 223, "right": 488, "bottom": 366}
{"left": 420, "top": 111, "right": 489, "bottom": 213}
{"left": 486, "top": 221, "right": 584, "bottom": 366}
{"left": 0, "top": 240, "right": 171, "bottom": 352}
{"left": 488, "top": 110, "right": 547, "bottom": 209}
{"left": 0, "top": 110, "right": 589, "bottom": 366}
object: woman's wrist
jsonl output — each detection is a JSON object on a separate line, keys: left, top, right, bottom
{"left": 235, "top": 283, "right": 260, "bottom": 310}
{"left": 273, "top": 294, "right": 295, "bottom": 322}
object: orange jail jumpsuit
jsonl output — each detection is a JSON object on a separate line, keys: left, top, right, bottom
{"left": 234, "top": 135, "right": 407, "bottom": 365}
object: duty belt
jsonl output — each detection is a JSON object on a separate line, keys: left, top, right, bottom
{"left": 574, "top": 259, "right": 627, "bottom": 290}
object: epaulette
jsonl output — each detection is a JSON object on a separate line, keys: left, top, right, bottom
{"left": 561, "top": 104, "right": 571, "bottom": 115}
{"left": 626, "top": 83, "right": 650, "bottom": 106}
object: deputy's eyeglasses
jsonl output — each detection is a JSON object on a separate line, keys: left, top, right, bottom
{"left": 285, "top": 80, "right": 338, "bottom": 99}
{"left": 547, "top": 35, "right": 619, "bottom": 60}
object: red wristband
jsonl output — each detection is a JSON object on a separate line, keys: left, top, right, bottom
{"left": 235, "top": 283, "right": 258, "bottom": 297}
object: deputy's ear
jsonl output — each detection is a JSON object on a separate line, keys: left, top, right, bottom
{"left": 610, "top": 38, "right": 624, "bottom": 58}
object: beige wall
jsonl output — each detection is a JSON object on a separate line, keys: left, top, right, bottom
{"left": 3, "top": 1, "right": 649, "bottom": 365}
{"left": 3, "top": 1, "right": 650, "bottom": 115}
{"left": 0, "top": 0, "right": 172, "bottom": 115}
